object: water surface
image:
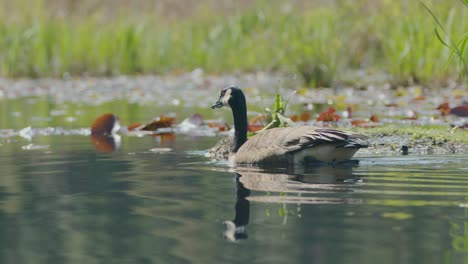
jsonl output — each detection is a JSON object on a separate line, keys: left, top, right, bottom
{"left": 1, "top": 135, "right": 468, "bottom": 264}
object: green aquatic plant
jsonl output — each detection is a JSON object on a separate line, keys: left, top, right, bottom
{"left": 261, "top": 92, "right": 296, "bottom": 131}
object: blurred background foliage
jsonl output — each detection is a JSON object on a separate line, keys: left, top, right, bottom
{"left": 0, "top": 0, "right": 467, "bottom": 86}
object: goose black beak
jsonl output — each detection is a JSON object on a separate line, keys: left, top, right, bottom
{"left": 211, "top": 101, "right": 223, "bottom": 109}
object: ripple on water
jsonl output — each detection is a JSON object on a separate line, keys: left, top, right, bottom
{"left": 212, "top": 155, "right": 468, "bottom": 209}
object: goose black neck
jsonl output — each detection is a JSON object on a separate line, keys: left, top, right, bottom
{"left": 231, "top": 96, "right": 248, "bottom": 153}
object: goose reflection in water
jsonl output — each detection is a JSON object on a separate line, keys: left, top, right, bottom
{"left": 223, "top": 165, "right": 362, "bottom": 242}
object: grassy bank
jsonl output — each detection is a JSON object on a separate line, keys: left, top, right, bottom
{"left": 0, "top": 0, "right": 467, "bottom": 85}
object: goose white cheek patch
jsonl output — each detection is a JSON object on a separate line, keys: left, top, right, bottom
{"left": 222, "top": 89, "right": 232, "bottom": 107}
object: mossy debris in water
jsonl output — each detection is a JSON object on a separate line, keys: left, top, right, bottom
{"left": 209, "top": 125, "right": 468, "bottom": 161}
{"left": 354, "top": 125, "right": 468, "bottom": 156}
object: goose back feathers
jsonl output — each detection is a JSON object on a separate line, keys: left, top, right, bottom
{"left": 233, "top": 126, "right": 367, "bottom": 165}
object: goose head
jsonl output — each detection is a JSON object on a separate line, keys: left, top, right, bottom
{"left": 212, "top": 85, "right": 248, "bottom": 154}
{"left": 211, "top": 85, "right": 246, "bottom": 110}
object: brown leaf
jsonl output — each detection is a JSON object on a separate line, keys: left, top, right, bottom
{"left": 450, "top": 105, "right": 468, "bottom": 117}
{"left": 248, "top": 124, "right": 264, "bottom": 132}
{"left": 289, "top": 115, "right": 299, "bottom": 122}
{"left": 411, "top": 95, "right": 425, "bottom": 103}
{"left": 300, "top": 112, "right": 311, "bottom": 122}
{"left": 316, "top": 107, "right": 340, "bottom": 122}
{"left": 139, "top": 115, "right": 174, "bottom": 131}
{"left": 369, "top": 114, "right": 379, "bottom": 123}
{"left": 91, "top": 113, "right": 119, "bottom": 135}
{"left": 249, "top": 114, "right": 267, "bottom": 125}
{"left": 436, "top": 102, "right": 451, "bottom": 116}
{"left": 127, "top": 123, "right": 142, "bottom": 131}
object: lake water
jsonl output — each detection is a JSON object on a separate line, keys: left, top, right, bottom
{"left": 1, "top": 134, "right": 468, "bottom": 264}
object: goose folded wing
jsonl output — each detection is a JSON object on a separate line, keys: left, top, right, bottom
{"left": 285, "top": 127, "right": 368, "bottom": 150}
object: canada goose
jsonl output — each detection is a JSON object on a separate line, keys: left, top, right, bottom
{"left": 211, "top": 86, "right": 368, "bottom": 165}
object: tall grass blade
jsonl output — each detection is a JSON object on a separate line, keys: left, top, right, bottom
{"left": 421, "top": 1, "right": 468, "bottom": 79}
{"left": 461, "top": 0, "right": 468, "bottom": 8}
{"left": 434, "top": 28, "right": 450, "bottom": 49}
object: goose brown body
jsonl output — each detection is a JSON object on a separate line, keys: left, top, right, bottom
{"left": 233, "top": 126, "right": 367, "bottom": 165}
{"left": 212, "top": 86, "right": 368, "bottom": 165}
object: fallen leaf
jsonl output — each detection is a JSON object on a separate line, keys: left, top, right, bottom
{"left": 249, "top": 114, "right": 267, "bottom": 125}
{"left": 289, "top": 115, "right": 299, "bottom": 122}
{"left": 300, "top": 112, "right": 311, "bottom": 122}
{"left": 127, "top": 123, "right": 142, "bottom": 131}
{"left": 369, "top": 114, "right": 379, "bottom": 123}
{"left": 248, "top": 124, "right": 264, "bottom": 132}
{"left": 208, "top": 122, "right": 230, "bottom": 132}
{"left": 411, "top": 95, "right": 425, "bottom": 102}
{"left": 436, "top": 102, "right": 451, "bottom": 116}
{"left": 450, "top": 105, "right": 468, "bottom": 117}
{"left": 91, "top": 113, "right": 120, "bottom": 135}
{"left": 316, "top": 107, "right": 340, "bottom": 122}
{"left": 138, "top": 115, "right": 174, "bottom": 131}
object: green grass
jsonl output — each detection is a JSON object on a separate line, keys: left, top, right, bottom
{"left": 421, "top": 0, "right": 468, "bottom": 83}
{"left": 0, "top": 0, "right": 467, "bottom": 85}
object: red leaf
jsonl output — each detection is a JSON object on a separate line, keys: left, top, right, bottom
{"left": 248, "top": 124, "right": 264, "bottom": 132}
{"left": 450, "top": 105, "right": 468, "bottom": 117}
{"left": 316, "top": 112, "right": 340, "bottom": 122}
{"left": 436, "top": 102, "right": 450, "bottom": 116}
{"left": 369, "top": 114, "right": 379, "bottom": 123}
{"left": 127, "top": 123, "right": 142, "bottom": 131}
{"left": 300, "top": 112, "right": 311, "bottom": 122}
{"left": 289, "top": 115, "right": 299, "bottom": 122}
{"left": 91, "top": 113, "right": 119, "bottom": 135}
{"left": 139, "top": 115, "right": 174, "bottom": 131}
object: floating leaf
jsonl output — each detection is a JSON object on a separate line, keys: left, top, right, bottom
{"left": 437, "top": 102, "right": 451, "bottom": 116}
{"left": 127, "top": 123, "right": 142, "bottom": 131}
{"left": 91, "top": 113, "right": 120, "bottom": 135}
{"left": 300, "top": 112, "right": 311, "bottom": 122}
{"left": 138, "top": 115, "right": 174, "bottom": 131}
{"left": 316, "top": 107, "right": 340, "bottom": 122}
{"left": 248, "top": 124, "right": 264, "bottom": 132}
{"left": 370, "top": 114, "right": 380, "bottom": 123}
{"left": 411, "top": 95, "right": 425, "bottom": 102}
{"left": 450, "top": 105, "right": 468, "bottom": 117}
{"left": 289, "top": 114, "right": 299, "bottom": 122}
